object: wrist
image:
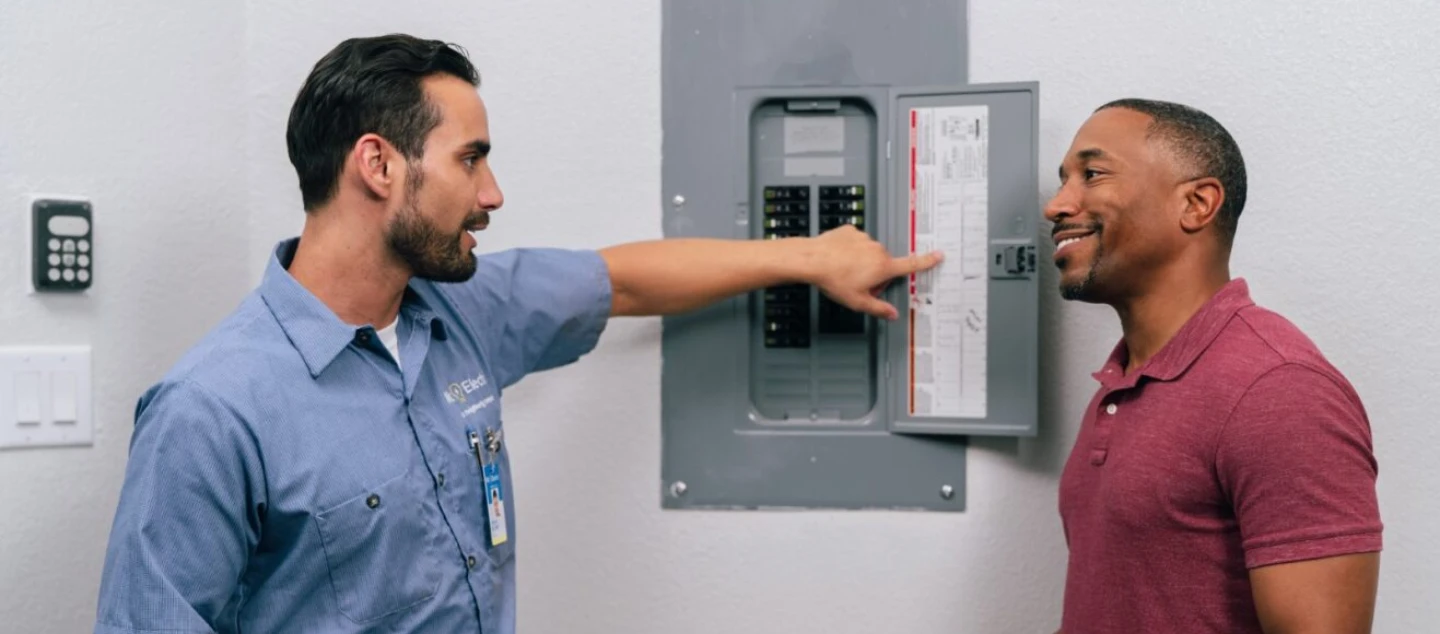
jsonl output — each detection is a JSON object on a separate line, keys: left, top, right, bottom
{"left": 775, "top": 236, "right": 822, "bottom": 286}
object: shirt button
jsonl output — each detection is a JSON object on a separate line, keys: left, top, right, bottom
{"left": 436, "top": 473, "right": 446, "bottom": 487}
{"left": 1105, "top": 403, "right": 1118, "bottom": 415}
{"left": 466, "top": 555, "right": 477, "bottom": 569}
{"left": 355, "top": 331, "right": 371, "bottom": 344}
{"left": 366, "top": 494, "right": 380, "bottom": 509}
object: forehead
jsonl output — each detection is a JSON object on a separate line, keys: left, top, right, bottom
{"left": 1067, "top": 107, "right": 1155, "bottom": 162}
{"left": 421, "top": 74, "right": 488, "bottom": 142}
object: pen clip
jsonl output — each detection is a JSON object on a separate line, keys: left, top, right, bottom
{"left": 467, "top": 428, "right": 486, "bottom": 467}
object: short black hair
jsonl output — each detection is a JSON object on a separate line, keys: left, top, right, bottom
{"left": 1096, "top": 98, "right": 1247, "bottom": 244}
{"left": 286, "top": 34, "right": 480, "bottom": 211}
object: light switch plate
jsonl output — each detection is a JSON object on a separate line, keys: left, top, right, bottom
{"left": 0, "top": 346, "right": 93, "bottom": 449}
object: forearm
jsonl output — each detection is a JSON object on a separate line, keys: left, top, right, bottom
{"left": 600, "top": 237, "right": 818, "bottom": 316}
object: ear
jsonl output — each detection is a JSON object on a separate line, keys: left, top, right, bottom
{"left": 352, "top": 133, "right": 398, "bottom": 201}
{"left": 1179, "top": 176, "right": 1225, "bottom": 234}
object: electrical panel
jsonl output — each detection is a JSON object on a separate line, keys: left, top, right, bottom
{"left": 661, "top": 0, "right": 1039, "bottom": 511}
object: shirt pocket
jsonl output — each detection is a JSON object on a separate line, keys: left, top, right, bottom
{"left": 315, "top": 469, "right": 444, "bottom": 623}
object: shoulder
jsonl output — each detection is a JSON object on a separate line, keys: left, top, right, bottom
{"left": 1228, "top": 304, "right": 1360, "bottom": 402}
{"left": 1197, "top": 303, "right": 1359, "bottom": 403}
{"left": 139, "top": 293, "right": 301, "bottom": 426}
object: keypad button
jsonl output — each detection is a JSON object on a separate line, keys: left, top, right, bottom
{"left": 62, "top": 269, "right": 75, "bottom": 281}
{"left": 47, "top": 268, "right": 60, "bottom": 281}
{"left": 78, "top": 255, "right": 89, "bottom": 267}
{"left": 62, "top": 254, "right": 75, "bottom": 266}
{"left": 48, "top": 238, "right": 60, "bottom": 251}
{"left": 63, "top": 239, "right": 75, "bottom": 252}
{"left": 78, "top": 240, "right": 90, "bottom": 253}
{"left": 77, "top": 270, "right": 89, "bottom": 283}
{"left": 48, "top": 254, "right": 60, "bottom": 266}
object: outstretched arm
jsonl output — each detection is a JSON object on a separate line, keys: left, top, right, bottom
{"left": 600, "top": 226, "right": 943, "bottom": 319}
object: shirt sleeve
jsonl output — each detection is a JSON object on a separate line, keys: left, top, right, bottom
{"left": 1215, "top": 363, "right": 1383, "bottom": 569}
{"left": 442, "top": 248, "right": 612, "bottom": 389}
{"left": 94, "top": 380, "right": 265, "bottom": 633}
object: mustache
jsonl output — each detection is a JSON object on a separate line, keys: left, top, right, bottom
{"left": 462, "top": 212, "right": 490, "bottom": 230}
{"left": 1051, "top": 221, "right": 1102, "bottom": 238}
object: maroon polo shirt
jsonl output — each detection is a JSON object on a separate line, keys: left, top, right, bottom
{"left": 1058, "top": 279, "right": 1382, "bottom": 633}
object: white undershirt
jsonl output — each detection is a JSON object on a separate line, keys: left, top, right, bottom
{"left": 376, "top": 318, "right": 401, "bottom": 370}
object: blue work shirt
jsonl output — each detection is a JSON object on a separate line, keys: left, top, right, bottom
{"left": 94, "top": 237, "right": 611, "bottom": 633}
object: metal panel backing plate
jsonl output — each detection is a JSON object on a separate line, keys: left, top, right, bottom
{"left": 661, "top": 0, "right": 973, "bottom": 511}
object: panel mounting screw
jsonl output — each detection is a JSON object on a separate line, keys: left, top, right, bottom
{"left": 672, "top": 194, "right": 686, "bottom": 208}
{"left": 670, "top": 481, "right": 688, "bottom": 497}
{"left": 940, "top": 484, "right": 955, "bottom": 500}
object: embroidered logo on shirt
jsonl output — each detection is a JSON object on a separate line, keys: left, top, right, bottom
{"left": 444, "top": 370, "right": 494, "bottom": 417}
{"left": 444, "top": 370, "right": 487, "bottom": 404}
{"left": 446, "top": 383, "right": 467, "bottom": 404}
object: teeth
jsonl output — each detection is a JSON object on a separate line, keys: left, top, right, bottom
{"left": 1056, "top": 234, "right": 1095, "bottom": 251}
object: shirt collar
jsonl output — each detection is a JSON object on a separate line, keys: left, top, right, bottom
{"left": 258, "top": 238, "right": 448, "bottom": 378}
{"left": 1093, "top": 278, "right": 1254, "bottom": 386}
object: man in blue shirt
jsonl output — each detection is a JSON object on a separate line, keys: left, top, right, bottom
{"left": 93, "top": 34, "right": 940, "bottom": 633}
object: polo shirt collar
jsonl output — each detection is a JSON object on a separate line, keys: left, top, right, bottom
{"left": 1093, "top": 278, "right": 1255, "bottom": 385}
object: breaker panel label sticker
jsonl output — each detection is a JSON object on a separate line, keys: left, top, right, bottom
{"left": 907, "top": 104, "right": 988, "bottom": 419}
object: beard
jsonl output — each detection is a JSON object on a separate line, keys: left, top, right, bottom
{"left": 1059, "top": 262, "right": 1100, "bottom": 301}
{"left": 1057, "top": 224, "right": 1104, "bottom": 302}
{"left": 385, "top": 165, "right": 487, "bottom": 282}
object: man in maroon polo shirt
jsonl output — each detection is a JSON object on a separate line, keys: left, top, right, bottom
{"left": 1045, "top": 99, "right": 1382, "bottom": 633}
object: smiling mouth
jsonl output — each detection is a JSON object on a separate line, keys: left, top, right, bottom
{"left": 1052, "top": 224, "right": 1100, "bottom": 261}
{"left": 1055, "top": 233, "right": 1094, "bottom": 252}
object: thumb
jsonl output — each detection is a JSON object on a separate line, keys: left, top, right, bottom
{"left": 851, "top": 294, "right": 899, "bottom": 321}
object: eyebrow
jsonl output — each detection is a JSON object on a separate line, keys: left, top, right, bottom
{"left": 1058, "top": 147, "right": 1108, "bottom": 180}
{"left": 462, "top": 139, "right": 491, "bottom": 157}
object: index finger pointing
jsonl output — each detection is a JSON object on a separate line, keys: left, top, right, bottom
{"left": 892, "top": 250, "right": 944, "bottom": 276}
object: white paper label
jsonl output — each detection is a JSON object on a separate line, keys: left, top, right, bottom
{"left": 907, "top": 104, "right": 988, "bottom": 419}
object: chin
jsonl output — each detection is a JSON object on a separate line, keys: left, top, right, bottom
{"left": 1057, "top": 270, "right": 1100, "bottom": 302}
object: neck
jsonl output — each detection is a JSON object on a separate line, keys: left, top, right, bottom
{"left": 1114, "top": 262, "right": 1230, "bottom": 374}
{"left": 287, "top": 202, "right": 410, "bottom": 328}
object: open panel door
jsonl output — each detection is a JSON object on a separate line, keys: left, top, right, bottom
{"left": 884, "top": 83, "right": 1040, "bottom": 437}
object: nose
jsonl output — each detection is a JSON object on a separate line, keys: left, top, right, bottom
{"left": 1043, "top": 178, "right": 1080, "bottom": 224}
{"left": 477, "top": 163, "right": 504, "bottom": 212}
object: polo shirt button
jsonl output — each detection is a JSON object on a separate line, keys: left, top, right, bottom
{"left": 437, "top": 473, "right": 446, "bottom": 487}
{"left": 466, "top": 555, "right": 477, "bottom": 569}
{"left": 355, "top": 331, "right": 371, "bottom": 344}
{"left": 1105, "top": 403, "right": 1118, "bottom": 415}
{"left": 366, "top": 494, "right": 380, "bottom": 509}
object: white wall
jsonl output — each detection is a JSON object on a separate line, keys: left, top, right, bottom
{"left": 3, "top": 1, "right": 1436, "bottom": 632}
{"left": 0, "top": 2, "right": 251, "bottom": 633}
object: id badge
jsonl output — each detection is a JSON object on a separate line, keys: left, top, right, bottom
{"left": 483, "top": 463, "right": 508, "bottom": 546}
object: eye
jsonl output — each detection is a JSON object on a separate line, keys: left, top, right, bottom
{"left": 462, "top": 155, "right": 478, "bottom": 170}
{"left": 1083, "top": 168, "right": 1102, "bottom": 181}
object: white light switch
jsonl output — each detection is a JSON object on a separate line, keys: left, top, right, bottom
{"left": 15, "top": 372, "right": 42, "bottom": 425}
{"left": 52, "top": 371, "right": 77, "bottom": 423}
{"left": 0, "top": 346, "right": 93, "bottom": 449}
